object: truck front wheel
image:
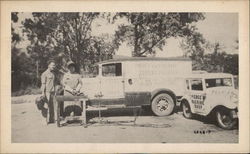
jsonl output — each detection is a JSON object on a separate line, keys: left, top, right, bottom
{"left": 216, "top": 109, "right": 237, "bottom": 130}
{"left": 151, "top": 93, "right": 175, "bottom": 116}
{"left": 182, "top": 102, "right": 193, "bottom": 119}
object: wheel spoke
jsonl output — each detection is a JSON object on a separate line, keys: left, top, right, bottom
{"left": 157, "top": 98, "right": 170, "bottom": 112}
{"left": 222, "top": 116, "right": 231, "bottom": 124}
{"left": 157, "top": 98, "right": 168, "bottom": 112}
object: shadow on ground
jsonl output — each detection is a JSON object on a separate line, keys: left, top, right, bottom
{"left": 87, "top": 106, "right": 154, "bottom": 118}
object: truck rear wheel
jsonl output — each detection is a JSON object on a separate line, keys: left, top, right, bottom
{"left": 216, "top": 109, "right": 237, "bottom": 130}
{"left": 151, "top": 93, "right": 175, "bottom": 116}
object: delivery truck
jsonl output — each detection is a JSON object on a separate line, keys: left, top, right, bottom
{"left": 80, "top": 57, "right": 192, "bottom": 116}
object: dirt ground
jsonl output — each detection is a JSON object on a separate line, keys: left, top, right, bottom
{"left": 11, "top": 95, "right": 238, "bottom": 143}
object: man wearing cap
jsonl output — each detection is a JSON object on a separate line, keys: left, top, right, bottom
{"left": 62, "top": 61, "right": 83, "bottom": 117}
{"left": 41, "top": 60, "right": 57, "bottom": 123}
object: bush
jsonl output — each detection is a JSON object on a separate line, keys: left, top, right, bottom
{"left": 11, "top": 86, "right": 41, "bottom": 96}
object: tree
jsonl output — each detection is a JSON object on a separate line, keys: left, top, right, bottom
{"left": 189, "top": 41, "right": 238, "bottom": 75}
{"left": 23, "top": 12, "right": 116, "bottom": 75}
{"left": 201, "top": 42, "right": 227, "bottom": 72}
{"left": 225, "top": 39, "right": 239, "bottom": 75}
{"left": 224, "top": 54, "right": 238, "bottom": 75}
{"left": 11, "top": 12, "right": 21, "bottom": 44}
{"left": 113, "top": 13, "right": 205, "bottom": 57}
{"left": 12, "top": 12, "right": 36, "bottom": 91}
{"left": 179, "top": 24, "right": 208, "bottom": 70}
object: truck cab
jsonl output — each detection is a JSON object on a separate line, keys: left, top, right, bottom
{"left": 180, "top": 73, "right": 238, "bottom": 129}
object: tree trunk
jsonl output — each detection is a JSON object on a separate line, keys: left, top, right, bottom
{"left": 133, "top": 24, "right": 139, "bottom": 57}
{"left": 36, "top": 60, "right": 39, "bottom": 86}
{"left": 74, "top": 16, "right": 81, "bottom": 73}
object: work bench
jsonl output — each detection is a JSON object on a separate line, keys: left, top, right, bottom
{"left": 55, "top": 95, "right": 109, "bottom": 127}
{"left": 55, "top": 95, "right": 88, "bottom": 127}
{"left": 54, "top": 95, "right": 142, "bottom": 127}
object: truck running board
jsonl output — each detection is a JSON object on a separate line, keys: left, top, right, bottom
{"left": 88, "top": 104, "right": 126, "bottom": 110}
{"left": 87, "top": 106, "right": 108, "bottom": 111}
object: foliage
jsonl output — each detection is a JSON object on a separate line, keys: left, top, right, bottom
{"left": 112, "top": 13, "right": 205, "bottom": 56}
{"left": 223, "top": 54, "right": 238, "bottom": 75}
{"left": 186, "top": 41, "right": 238, "bottom": 75}
{"left": 12, "top": 47, "right": 36, "bottom": 91}
{"left": 11, "top": 12, "right": 21, "bottom": 44}
{"left": 180, "top": 30, "right": 206, "bottom": 63}
{"left": 23, "top": 13, "right": 116, "bottom": 73}
{"left": 11, "top": 86, "right": 41, "bottom": 97}
{"left": 12, "top": 12, "right": 36, "bottom": 91}
{"left": 180, "top": 27, "right": 238, "bottom": 75}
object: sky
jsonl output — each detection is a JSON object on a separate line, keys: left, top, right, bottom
{"left": 15, "top": 13, "right": 238, "bottom": 57}
{"left": 196, "top": 13, "right": 238, "bottom": 53}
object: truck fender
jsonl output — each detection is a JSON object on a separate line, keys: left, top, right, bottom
{"left": 207, "top": 103, "right": 238, "bottom": 116}
{"left": 218, "top": 102, "right": 237, "bottom": 109}
{"left": 151, "top": 88, "right": 176, "bottom": 103}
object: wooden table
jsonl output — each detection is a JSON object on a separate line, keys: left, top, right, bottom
{"left": 55, "top": 95, "right": 88, "bottom": 127}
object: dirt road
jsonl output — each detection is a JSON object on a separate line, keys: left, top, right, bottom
{"left": 11, "top": 95, "right": 238, "bottom": 143}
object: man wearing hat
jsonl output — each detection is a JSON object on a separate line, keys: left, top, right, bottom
{"left": 61, "top": 61, "right": 83, "bottom": 117}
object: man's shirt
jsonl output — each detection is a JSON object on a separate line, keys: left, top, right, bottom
{"left": 62, "top": 73, "right": 82, "bottom": 95}
{"left": 41, "top": 69, "right": 55, "bottom": 92}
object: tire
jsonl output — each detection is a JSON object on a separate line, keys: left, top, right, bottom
{"left": 151, "top": 93, "right": 175, "bottom": 116}
{"left": 182, "top": 102, "right": 193, "bottom": 119}
{"left": 216, "top": 109, "right": 237, "bottom": 130}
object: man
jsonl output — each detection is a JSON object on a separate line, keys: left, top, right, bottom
{"left": 41, "top": 60, "right": 56, "bottom": 124}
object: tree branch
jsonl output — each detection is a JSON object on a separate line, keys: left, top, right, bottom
{"left": 138, "top": 36, "right": 167, "bottom": 56}
{"left": 82, "top": 16, "right": 94, "bottom": 41}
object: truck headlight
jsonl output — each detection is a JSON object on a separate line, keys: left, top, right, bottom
{"left": 230, "top": 93, "right": 238, "bottom": 104}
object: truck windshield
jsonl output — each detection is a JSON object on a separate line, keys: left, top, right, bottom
{"left": 205, "top": 78, "right": 232, "bottom": 88}
{"left": 190, "top": 79, "right": 203, "bottom": 91}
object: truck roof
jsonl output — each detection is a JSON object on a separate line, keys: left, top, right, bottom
{"left": 97, "top": 57, "right": 191, "bottom": 64}
{"left": 186, "top": 73, "right": 233, "bottom": 79}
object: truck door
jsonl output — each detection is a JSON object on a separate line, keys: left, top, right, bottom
{"left": 80, "top": 65, "right": 101, "bottom": 99}
{"left": 100, "top": 63, "right": 125, "bottom": 99}
{"left": 189, "top": 79, "right": 206, "bottom": 113}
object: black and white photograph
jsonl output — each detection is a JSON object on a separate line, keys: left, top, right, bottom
{"left": 10, "top": 11, "right": 239, "bottom": 143}
{"left": 1, "top": 0, "right": 249, "bottom": 153}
